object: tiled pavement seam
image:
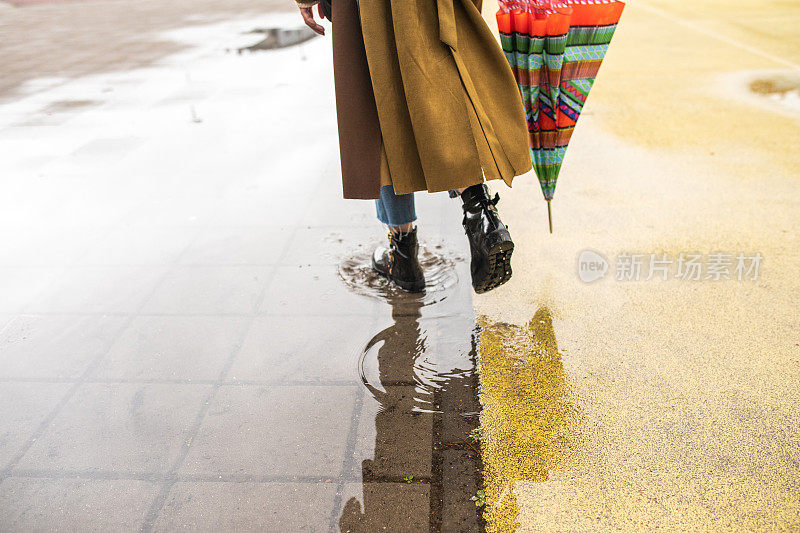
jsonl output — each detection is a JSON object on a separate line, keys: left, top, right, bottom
{"left": 327, "top": 385, "right": 366, "bottom": 530}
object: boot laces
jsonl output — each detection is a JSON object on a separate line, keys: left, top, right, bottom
{"left": 463, "top": 190, "right": 500, "bottom": 211}
{"left": 485, "top": 192, "right": 501, "bottom": 211}
{"left": 463, "top": 192, "right": 501, "bottom": 225}
{"left": 387, "top": 230, "right": 413, "bottom": 275}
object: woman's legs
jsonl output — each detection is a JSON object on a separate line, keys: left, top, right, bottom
{"left": 372, "top": 183, "right": 514, "bottom": 294}
{"left": 375, "top": 185, "right": 465, "bottom": 228}
{"left": 375, "top": 185, "right": 416, "bottom": 233}
{"left": 372, "top": 185, "right": 425, "bottom": 292}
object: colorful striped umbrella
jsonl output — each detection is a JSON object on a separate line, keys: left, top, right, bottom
{"left": 497, "top": 0, "right": 625, "bottom": 232}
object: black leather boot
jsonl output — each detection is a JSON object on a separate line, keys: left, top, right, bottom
{"left": 371, "top": 227, "right": 426, "bottom": 293}
{"left": 459, "top": 183, "right": 514, "bottom": 293}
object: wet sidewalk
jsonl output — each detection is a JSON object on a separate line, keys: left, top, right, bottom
{"left": 4, "top": 0, "right": 799, "bottom": 531}
{"left": 0, "top": 8, "right": 486, "bottom": 530}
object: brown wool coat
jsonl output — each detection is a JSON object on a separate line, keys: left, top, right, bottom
{"left": 330, "top": 0, "right": 532, "bottom": 199}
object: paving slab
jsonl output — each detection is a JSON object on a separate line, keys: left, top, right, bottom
{"left": 178, "top": 226, "right": 294, "bottom": 266}
{"left": 119, "top": 196, "right": 222, "bottom": 229}
{"left": 0, "top": 226, "right": 105, "bottom": 267}
{"left": 75, "top": 227, "right": 200, "bottom": 267}
{"left": 92, "top": 315, "right": 251, "bottom": 381}
{"left": 179, "top": 384, "right": 358, "bottom": 478}
{"left": 0, "top": 477, "right": 160, "bottom": 532}
{"left": 353, "top": 386, "right": 434, "bottom": 481}
{"left": 259, "top": 265, "right": 379, "bottom": 317}
{"left": 24, "top": 266, "right": 168, "bottom": 314}
{"left": 339, "top": 483, "right": 431, "bottom": 533}
{"left": 0, "top": 382, "right": 72, "bottom": 467}
{"left": 0, "top": 314, "right": 127, "bottom": 379}
{"left": 228, "top": 315, "right": 376, "bottom": 383}
{"left": 282, "top": 227, "right": 384, "bottom": 267}
{"left": 15, "top": 383, "right": 211, "bottom": 474}
{"left": 0, "top": 267, "right": 63, "bottom": 313}
{"left": 141, "top": 265, "right": 273, "bottom": 315}
{"left": 151, "top": 481, "right": 338, "bottom": 532}
{"left": 441, "top": 450, "right": 481, "bottom": 532}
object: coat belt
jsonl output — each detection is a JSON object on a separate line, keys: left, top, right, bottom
{"left": 437, "top": 0, "right": 459, "bottom": 49}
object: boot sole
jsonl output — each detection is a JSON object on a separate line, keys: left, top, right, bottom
{"left": 473, "top": 233, "right": 514, "bottom": 294}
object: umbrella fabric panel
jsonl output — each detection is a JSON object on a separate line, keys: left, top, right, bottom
{"left": 496, "top": 0, "right": 624, "bottom": 202}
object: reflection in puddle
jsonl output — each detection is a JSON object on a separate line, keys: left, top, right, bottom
{"left": 478, "top": 308, "right": 584, "bottom": 533}
{"left": 341, "top": 289, "right": 483, "bottom": 530}
{"left": 338, "top": 244, "right": 461, "bottom": 306}
{"left": 358, "top": 295, "right": 476, "bottom": 415}
{"left": 338, "top": 251, "right": 585, "bottom": 530}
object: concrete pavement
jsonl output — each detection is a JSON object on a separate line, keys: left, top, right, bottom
{"left": 0, "top": 0, "right": 798, "bottom": 531}
{"left": 0, "top": 3, "right": 484, "bottom": 530}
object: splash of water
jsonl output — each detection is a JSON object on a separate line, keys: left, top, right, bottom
{"left": 338, "top": 243, "right": 461, "bottom": 307}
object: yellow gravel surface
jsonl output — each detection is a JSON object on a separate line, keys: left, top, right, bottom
{"left": 477, "top": 1, "right": 800, "bottom": 530}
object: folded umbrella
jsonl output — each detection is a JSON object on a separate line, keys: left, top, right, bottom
{"left": 497, "top": 0, "right": 625, "bottom": 232}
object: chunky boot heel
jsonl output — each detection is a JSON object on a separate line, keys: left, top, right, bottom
{"left": 459, "top": 184, "right": 515, "bottom": 294}
{"left": 371, "top": 227, "right": 426, "bottom": 293}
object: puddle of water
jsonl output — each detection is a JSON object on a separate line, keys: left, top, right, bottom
{"left": 40, "top": 99, "right": 101, "bottom": 113}
{"left": 338, "top": 244, "right": 462, "bottom": 307}
{"left": 357, "top": 295, "right": 477, "bottom": 415}
{"left": 477, "top": 307, "right": 585, "bottom": 533}
{"left": 722, "top": 70, "right": 800, "bottom": 117}
{"left": 749, "top": 72, "right": 800, "bottom": 114}
{"left": 339, "top": 252, "right": 484, "bottom": 530}
{"left": 749, "top": 75, "right": 800, "bottom": 96}
{"left": 11, "top": 99, "right": 104, "bottom": 126}
{"left": 236, "top": 27, "right": 317, "bottom": 53}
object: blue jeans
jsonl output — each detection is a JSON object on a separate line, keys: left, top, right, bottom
{"left": 375, "top": 185, "right": 460, "bottom": 226}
